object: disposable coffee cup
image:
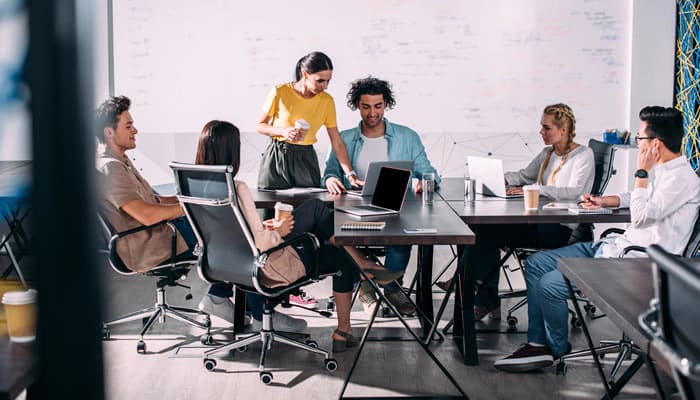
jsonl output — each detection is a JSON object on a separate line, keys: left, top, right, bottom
{"left": 523, "top": 184, "right": 540, "bottom": 210}
{"left": 2, "top": 289, "right": 38, "bottom": 343}
{"left": 274, "top": 202, "right": 294, "bottom": 221}
{"left": 294, "top": 119, "right": 310, "bottom": 142}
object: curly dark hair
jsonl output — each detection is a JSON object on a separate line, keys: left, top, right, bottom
{"left": 346, "top": 76, "right": 396, "bottom": 111}
{"left": 95, "top": 95, "right": 131, "bottom": 143}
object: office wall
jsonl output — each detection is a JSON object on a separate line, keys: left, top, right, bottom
{"left": 95, "top": 1, "right": 675, "bottom": 185}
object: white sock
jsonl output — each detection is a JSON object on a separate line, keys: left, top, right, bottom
{"left": 528, "top": 342, "right": 546, "bottom": 347}
{"left": 208, "top": 294, "right": 227, "bottom": 304}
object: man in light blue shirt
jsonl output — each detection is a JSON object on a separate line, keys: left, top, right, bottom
{"left": 323, "top": 76, "right": 439, "bottom": 316}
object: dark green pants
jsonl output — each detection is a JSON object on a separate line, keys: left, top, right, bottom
{"left": 257, "top": 139, "right": 321, "bottom": 189}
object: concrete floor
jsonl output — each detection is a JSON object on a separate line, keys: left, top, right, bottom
{"left": 95, "top": 245, "right": 670, "bottom": 400}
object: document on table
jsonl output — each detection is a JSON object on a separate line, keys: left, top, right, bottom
{"left": 542, "top": 202, "right": 579, "bottom": 210}
{"left": 272, "top": 187, "right": 328, "bottom": 195}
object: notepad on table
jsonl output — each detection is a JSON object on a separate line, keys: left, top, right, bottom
{"left": 543, "top": 202, "right": 579, "bottom": 210}
{"left": 567, "top": 206, "right": 612, "bottom": 215}
{"left": 340, "top": 221, "right": 386, "bottom": 230}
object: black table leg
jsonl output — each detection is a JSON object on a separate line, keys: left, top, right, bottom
{"left": 416, "top": 245, "right": 434, "bottom": 333}
{"left": 454, "top": 245, "right": 478, "bottom": 365}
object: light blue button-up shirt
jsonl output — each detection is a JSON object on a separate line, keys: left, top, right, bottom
{"left": 322, "top": 118, "right": 440, "bottom": 188}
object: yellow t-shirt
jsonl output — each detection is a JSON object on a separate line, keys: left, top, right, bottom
{"left": 261, "top": 83, "right": 337, "bottom": 145}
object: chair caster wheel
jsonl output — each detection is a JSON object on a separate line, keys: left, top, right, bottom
{"left": 325, "top": 358, "right": 338, "bottom": 372}
{"left": 260, "top": 371, "right": 273, "bottom": 384}
{"left": 507, "top": 316, "right": 518, "bottom": 327}
{"left": 570, "top": 317, "right": 582, "bottom": 328}
{"left": 203, "top": 358, "right": 216, "bottom": 371}
{"left": 306, "top": 340, "right": 318, "bottom": 348}
{"left": 598, "top": 353, "right": 606, "bottom": 360}
{"left": 237, "top": 345, "right": 248, "bottom": 352}
{"left": 556, "top": 361, "right": 568, "bottom": 375}
{"left": 136, "top": 340, "right": 146, "bottom": 354}
{"left": 201, "top": 334, "right": 214, "bottom": 345}
{"left": 101, "top": 327, "right": 110, "bottom": 340}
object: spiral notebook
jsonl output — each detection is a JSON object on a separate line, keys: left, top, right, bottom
{"left": 568, "top": 206, "right": 612, "bottom": 215}
{"left": 340, "top": 221, "right": 386, "bottom": 230}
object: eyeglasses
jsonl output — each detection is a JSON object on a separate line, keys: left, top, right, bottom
{"left": 634, "top": 135, "right": 656, "bottom": 145}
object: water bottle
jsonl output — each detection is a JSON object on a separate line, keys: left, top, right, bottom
{"left": 464, "top": 163, "right": 476, "bottom": 203}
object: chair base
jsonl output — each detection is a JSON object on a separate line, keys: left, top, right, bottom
{"left": 201, "top": 309, "right": 336, "bottom": 383}
{"left": 102, "top": 287, "right": 211, "bottom": 353}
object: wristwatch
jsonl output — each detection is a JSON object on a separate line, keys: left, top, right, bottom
{"left": 634, "top": 169, "right": 648, "bottom": 179}
{"left": 345, "top": 170, "right": 357, "bottom": 179}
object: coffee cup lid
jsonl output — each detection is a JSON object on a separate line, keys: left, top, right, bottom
{"left": 274, "top": 202, "right": 294, "bottom": 211}
{"left": 523, "top": 184, "right": 540, "bottom": 190}
{"left": 2, "top": 289, "right": 37, "bottom": 305}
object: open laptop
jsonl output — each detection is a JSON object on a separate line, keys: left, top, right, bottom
{"left": 467, "top": 156, "right": 523, "bottom": 198}
{"left": 346, "top": 160, "right": 414, "bottom": 197}
{"left": 335, "top": 167, "right": 412, "bottom": 216}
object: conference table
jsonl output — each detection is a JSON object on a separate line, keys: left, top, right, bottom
{"left": 557, "top": 258, "right": 666, "bottom": 399}
{"left": 331, "top": 195, "right": 474, "bottom": 399}
{"left": 436, "top": 177, "right": 631, "bottom": 365}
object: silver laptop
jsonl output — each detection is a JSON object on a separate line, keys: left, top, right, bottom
{"left": 346, "top": 160, "right": 414, "bottom": 197}
{"left": 467, "top": 156, "right": 523, "bottom": 199}
{"left": 336, "top": 167, "right": 412, "bottom": 216}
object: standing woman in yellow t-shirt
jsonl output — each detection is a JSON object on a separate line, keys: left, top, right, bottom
{"left": 256, "top": 51, "right": 358, "bottom": 189}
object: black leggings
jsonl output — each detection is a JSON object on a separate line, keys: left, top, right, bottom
{"left": 290, "top": 199, "right": 358, "bottom": 293}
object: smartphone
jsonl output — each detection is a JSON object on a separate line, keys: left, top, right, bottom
{"left": 403, "top": 228, "right": 437, "bottom": 234}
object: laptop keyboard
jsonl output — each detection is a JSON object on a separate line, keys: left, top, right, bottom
{"left": 353, "top": 205, "right": 386, "bottom": 211}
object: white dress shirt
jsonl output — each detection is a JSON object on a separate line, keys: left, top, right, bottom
{"left": 597, "top": 156, "right": 700, "bottom": 258}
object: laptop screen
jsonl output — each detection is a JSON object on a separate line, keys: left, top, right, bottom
{"left": 371, "top": 167, "right": 412, "bottom": 210}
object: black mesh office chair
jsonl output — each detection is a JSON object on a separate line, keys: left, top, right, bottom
{"left": 560, "top": 214, "right": 700, "bottom": 379}
{"left": 640, "top": 244, "right": 700, "bottom": 399}
{"left": 98, "top": 214, "right": 212, "bottom": 354}
{"left": 501, "top": 138, "right": 616, "bottom": 328}
{"left": 169, "top": 162, "right": 337, "bottom": 384}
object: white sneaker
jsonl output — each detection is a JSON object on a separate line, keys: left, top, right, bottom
{"left": 251, "top": 312, "right": 308, "bottom": 333}
{"left": 198, "top": 295, "right": 252, "bottom": 326}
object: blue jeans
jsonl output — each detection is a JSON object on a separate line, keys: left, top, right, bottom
{"left": 525, "top": 241, "right": 598, "bottom": 357}
{"left": 382, "top": 245, "right": 411, "bottom": 294}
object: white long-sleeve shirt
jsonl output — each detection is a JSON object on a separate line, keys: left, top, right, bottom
{"left": 504, "top": 145, "right": 595, "bottom": 201}
{"left": 597, "top": 156, "right": 700, "bottom": 258}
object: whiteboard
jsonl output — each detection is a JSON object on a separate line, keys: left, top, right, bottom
{"left": 111, "top": 0, "right": 632, "bottom": 184}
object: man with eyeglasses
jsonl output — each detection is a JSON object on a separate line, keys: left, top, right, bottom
{"left": 494, "top": 105, "right": 700, "bottom": 373}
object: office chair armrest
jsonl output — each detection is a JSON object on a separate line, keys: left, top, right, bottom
{"left": 621, "top": 245, "right": 647, "bottom": 257}
{"left": 261, "top": 232, "right": 320, "bottom": 257}
{"left": 601, "top": 227, "right": 625, "bottom": 238}
{"left": 259, "top": 232, "right": 322, "bottom": 280}
{"left": 108, "top": 220, "right": 181, "bottom": 267}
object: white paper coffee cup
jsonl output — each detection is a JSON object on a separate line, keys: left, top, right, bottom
{"left": 2, "top": 289, "right": 38, "bottom": 342}
{"left": 523, "top": 184, "right": 540, "bottom": 210}
{"left": 294, "top": 119, "right": 310, "bottom": 142}
{"left": 274, "top": 202, "right": 294, "bottom": 221}
{"left": 294, "top": 119, "right": 310, "bottom": 130}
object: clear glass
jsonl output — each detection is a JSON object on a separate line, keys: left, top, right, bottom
{"left": 464, "top": 163, "right": 475, "bottom": 203}
{"left": 422, "top": 172, "right": 435, "bottom": 206}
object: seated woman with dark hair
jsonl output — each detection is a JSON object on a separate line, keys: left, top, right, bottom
{"left": 195, "top": 120, "right": 386, "bottom": 351}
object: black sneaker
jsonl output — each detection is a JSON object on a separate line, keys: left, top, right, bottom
{"left": 494, "top": 343, "right": 554, "bottom": 372}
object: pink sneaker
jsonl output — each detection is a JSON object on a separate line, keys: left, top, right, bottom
{"left": 288, "top": 291, "right": 318, "bottom": 309}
